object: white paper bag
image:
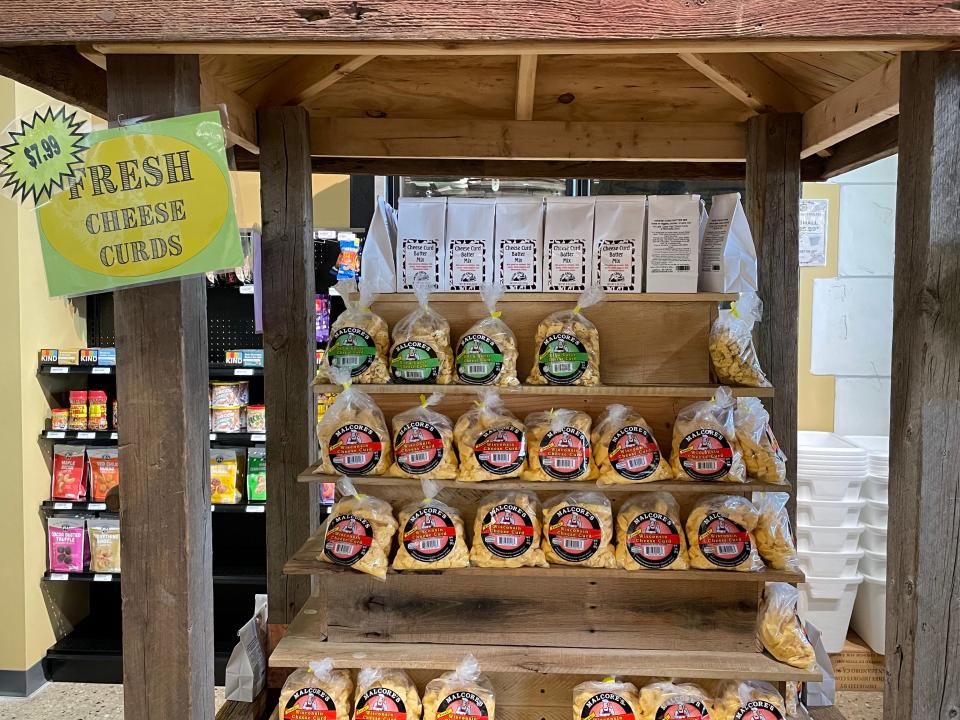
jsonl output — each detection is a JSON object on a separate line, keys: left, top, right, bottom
{"left": 544, "top": 196, "right": 595, "bottom": 292}
{"left": 699, "top": 192, "right": 758, "bottom": 293}
{"left": 224, "top": 594, "right": 268, "bottom": 702}
{"left": 645, "top": 194, "right": 701, "bottom": 293}
{"left": 593, "top": 196, "right": 645, "bottom": 293}
{"left": 361, "top": 196, "right": 398, "bottom": 293}
{"left": 494, "top": 197, "right": 544, "bottom": 292}
{"left": 445, "top": 198, "right": 495, "bottom": 292}
{"left": 396, "top": 197, "right": 446, "bottom": 292}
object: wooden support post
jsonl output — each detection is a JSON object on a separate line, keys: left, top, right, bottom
{"left": 885, "top": 50, "right": 960, "bottom": 720}
{"left": 107, "top": 55, "right": 214, "bottom": 720}
{"left": 745, "top": 113, "right": 802, "bottom": 520}
{"left": 258, "top": 106, "right": 316, "bottom": 635}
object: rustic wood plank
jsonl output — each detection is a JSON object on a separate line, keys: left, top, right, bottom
{"left": 200, "top": 70, "right": 258, "bottom": 151}
{"left": 214, "top": 688, "right": 276, "bottom": 720}
{"left": 309, "top": 117, "right": 746, "bottom": 161}
{"left": 817, "top": 116, "right": 898, "bottom": 180}
{"left": 244, "top": 55, "right": 378, "bottom": 107}
{"left": 745, "top": 113, "right": 801, "bottom": 525}
{"left": 313, "top": 383, "right": 775, "bottom": 397}
{"left": 515, "top": 54, "right": 538, "bottom": 120}
{"left": 802, "top": 56, "right": 900, "bottom": 158}
{"left": 258, "top": 106, "right": 315, "bottom": 627}
{"left": 0, "top": 46, "right": 106, "bottom": 116}
{"left": 886, "top": 50, "right": 960, "bottom": 720}
{"left": 108, "top": 54, "right": 214, "bottom": 720}
{"left": 678, "top": 53, "right": 812, "bottom": 113}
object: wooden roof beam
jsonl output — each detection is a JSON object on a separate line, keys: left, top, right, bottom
{"left": 678, "top": 53, "right": 812, "bottom": 113}
{"left": 0, "top": 46, "right": 106, "bottom": 118}
{"left": 243, "top": 55, "right": 377, "bottom": 108}
{"left": 515, "top": 55, "right": 537, "bottom": 120}
{"left": 200, "top": 71, "right": 258, "bottom": 153}
{"left": 801, "top": 55, "right": 900, "bottom": 158}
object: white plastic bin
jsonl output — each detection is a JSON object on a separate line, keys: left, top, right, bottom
{"left": 862, "top": 523, "right": 888, "bottom": 553}
{"left": 797, "top": 524, "right": 864, "bottom": 552}
{"left": 797, "top": 499, "right": 865, "bottom": 527}
{"left": 862, "top": 476, "right": 889, "bottom": 502}
{"left": 850, "top": 573, "right": 886, "bottom": 654}
{"left": 863, "top": 499, "right": 888, "bottom": 527}
{"left": 797, "top": 458, "right": 869, "bottom": 471}
{"left": 861, "top": 549, "right": 887, "bottom": 577}
{"left": 798, "top": 431, "right": 869, "bottom": 456}
{"left": 798, "top": 475, "right": 865, "bottom": 502}
{"left": 843, "top": 435, "right": 889, "bottom": 456}
{"left": 799, "top": 574, "right": 864, "bottom": 653}
{"left": 798, "top": 549, "right": 863, "bottom": 577}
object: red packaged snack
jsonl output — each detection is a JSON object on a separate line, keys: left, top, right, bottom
{"left": 87, "top": 447, "right": 119, "bottom": 502}
{"left": 68, "top": 390, "right": 88, "bottom": 431}
{"left": 88, "top": 390, "right": 109, "bottom": 431}
{"left": 52, "top": 444, "right": 87, "bottom": 500}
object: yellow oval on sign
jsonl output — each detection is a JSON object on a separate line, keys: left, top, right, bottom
{"left": 37, "top": 132, "right": 229, "bottom": 277}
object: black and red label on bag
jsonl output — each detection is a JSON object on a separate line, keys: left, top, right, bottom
{"left": 329, "top": 424, "right": 383, "bottom": 474}
{"left": 437, "top": 691, "right": 490, "bottom": 720}
{"left": 402, "top": 506, "right": 458, "bottom": 562}
{"left": 677, "top": 428, "right": 734, "bottom": 481}
{"left": 394, "top": 421, "right": 445, "bottom": 474}
{"left": 655, "top": 700, "right": 711, "bottom": 720}
{"left": 474, "top": 426, "right": 526, "bottom": 475}
{"left": 547, "top": 505, "right": 603, "bottom": 562}
{"left": 355, "top": 688, "right": 407, "bottom": 720}
{"left": 733, "top": 701, "right": 784, "bottom": 720}
{"left": 480, "top": 503, "right": 536, "bottom": 559}
{"left": 323, "top": 514, "right": 374, "bottom": 566}
{"left": 284, "top": 688, "right": 339, "bottom": 720}
{"left": 608, "top": 425, "right": 661, "bottom": 481}
{"left": 581, "top": 693, "right": 636, "bottom": 720}
{"left": 698, "top": 512, "right": 752, "bottom": 568}
{"left": 625, "top": 512, "right": 682, "bottom": 569}
{"left": 539, "top": 427, "right": 590, "bottom": 479}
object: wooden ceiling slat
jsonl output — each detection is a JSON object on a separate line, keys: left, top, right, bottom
{"left": 677, "top": 53, "right": 813, "bottom": 113}
{"left": 243, "top": 55, "right": 378, "bottom": 107}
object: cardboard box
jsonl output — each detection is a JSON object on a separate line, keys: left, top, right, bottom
{"left": 57, "top": 349, "right": 80, "bottom": 366}
{"left": 39, "top": 349, "right": 59, "bottom": 365}
{"left": 96, "top": 348, "right": 117, "bottom": 366}
{"left": 79, "top": 348, "right": 98, "bottom": 365}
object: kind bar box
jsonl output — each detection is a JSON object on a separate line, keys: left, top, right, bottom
{"left": 645, "top": 195, "right": 701, "bottom": 293}
{"left": 445, "top": 197, "right": 495, "bottom": 292}
{"left": 544, "top": 197, "right": 595, "bottom": 292}
{"left": 494, "top": 197, "right": 544, "bottom": 292}
{"left": 593, "top": 196, "right": 645, "bottom": 293}
{"left": 699, "top": 192, "right": 758, "bottom": 293}
{"left": 396, "top": 197, "right": 446, "bottom": 292}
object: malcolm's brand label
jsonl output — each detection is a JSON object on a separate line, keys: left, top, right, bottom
{"left": 355, "top": 687, "right": 408, "bottom": 720}
{"left": 581, "top": 693, "right": 636, "bottom": 720}
{"left": 656, "top": 700, "right": 711, "bottom": 720}
{"left": 456, "top": 333, "right": 505, "bottom": 384}
{"left": 328, "top": 326, "right": 378, "bottom": 376}
{"left": 494, "top": 197, "right": 543, "bottom": 292}
{"left": 733, "top": 701, "right": 783, "bottom": 720}
{"left": 284, "top": 687, "right": 339, "bottom": 719}
{"left": 390, "top": 340, "right": 441, "bottom": 383}
{"left": 402, "top": 506, "right": 458, "bottom": 562}
{"left": 608, "top": 425, "right": 661, "bottom": 481}
{"left": 394, "top": 421, "right": 446, "bottom": 474}
{"left": 594, "top": 196, "right": 645, "bottom": 293}
{"left": 537, "top": 333, "right": 589, "bottom": 384}
{"left": 396, "top": 197, "right": 445, "bottom": 292}
{"left": 437, "top": 692, "right": 490, "bottom": 720}
{"left": 480, "top": 503, "right": 536, "bottom": 559}
{"left": 474, "top": 426, "right": 526, "bottom": 474}
{"left": 323, "top": 513, "right": 374, "bottom": 565}
{"left": 544, "top": 197, "right": 594, "bottom": 292}
{"left": 625, "top": 512, "right": 682, "bottom": 569}
{"left": 538, "top": 427, "right": 590, "bottom": 479}
{"left": 547, "top": 505, "right": 603, "bottom": 562}
{"left": 677, "top": 428, "right": 733, "bottom": 480}
{"left": 445, "top": 197, "right": 494, "bottom": 292}
{"left": 698, "top": 512, "right": 752, "bottom": 568}
{"left": 328, "top": 424, "right": 383, "bottom": 474}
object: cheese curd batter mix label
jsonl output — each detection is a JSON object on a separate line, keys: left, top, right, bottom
{"left": 323, "top": 514, "right": 374, "bottom": 565}
{"left": 581, "top": 693, "right": 636, "bottom": 720}
{"left": 328, "top": 424, "right": 383, "bottom": 474}
{"left": 391, "top": 340, "right": 441, "bottom": 383}
{"left": 394, "top": 421, "right": 445, "bottom": 474}
{"left": 327, "top": 327, "right": 377, "bottom": 376}
{"left": 548, "top": 505, "right": 602, "bottom": 562}
{"left": 538, "top": 333, "right": 589, "bottom": 384}
{"left": 733, "top": 701, "right": 783, "bottom": 720}
{"left": 402, "top": 506, "right": 458, "bottom": 562}
{"left": 480, "top": 503, "right": 536, "bottom": 559}
{"left": 474, "top": 426, "right": 526, "bottom": 474}
{"left": 608, "top": 426, "right": 661, "bottom": 481}
{"left": 698, "top": 512, "right": 752, "bottom": 568}
{"left": 437, "top": 692, "right": 490, "bottom": 720}
{"left": 656, "top": 700, "right": 711, "bottom": 720}
{"left": 678, "top": 428, "right": 733, "bottom": 481}
{"left": 284, "top": 688, "right": 338, "bottom": 720}
{"left": 456, "top": 333, "right": 504, "bottom": 384}
{"left": 538, "top": 427, "right": 590, "bottom": 479}
{"left": 356, "top": 688, "right": 407, "bottom": 720}
{"left": 625, "top": 512, "right": 682, "bottom": 569}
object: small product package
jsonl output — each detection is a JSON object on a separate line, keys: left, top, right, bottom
{"left": 52, "top": 444, "right": 87, "bottom": 500}
{"left": 755, "top": 492, "right": 799, "bottom": 571}
{"left": 51, "top": 408, "right": 69, "bottom": 431}
{"left": 670, "top": 387, "right": 746, "bottom": 483}
{"left": 541, "top": 492, "right": 616, "bottom": 568}
{"left": 68, "top": 390, "right": 88, "bottom": 431}
{"left": 316, "top": 367, "right": 392, "bottom": 476}
{"left": 87, "top": 447, "right": 119, "bottom": 502}
{"left": 573, "top": 677, "right": 639, "bottom": 720}
{"left": 593, "top": 404, "right": 672, "bottom": 484}
{"left": 48, "top": 517, "right": 87, "bottom": 573}
{"left": 224, "top": 595, "right": 268, "bottom": 702}
{"left": 454, "top": 284, "right": 519, "bottom": 386}
{"left": 79, "top": 348, "right": 98, "bottom": 365}
{"left": 711, "top": 680, "right": 786, "bottom": 720}
{"left": 470, "top": 490, "right": 548, "bottom": 568}
{"left": 616, "top": 492, "right": 689, "bottom": 571}
{"left": 322, "top": 278, "right": 391, "bottom": 384}
{"left": 453, "top": 389, "right": 527, "bottom": 482}
{"left": 246, "top": 447, "right": 267, "bottom": 502}
{"left": 246, "top": 405, "right": 266, "bottom": 433}
{"left": 734, "top": 397, "right": 787, "bottom": 484}
{"left": 361, "top": 195, "right": 399, "bottom": 294}
{"left": 645, "top": 194, "right": 701, "bottom": 293}
{"left": 494, "top": 197, "right": 544, "bottom": 292}
{"left": 210, "top": 380, "right": 250, "bottom": 406}
{"left": 522, "top": 408, "right": 596, "bottom": 482}
{"left": 393, "top": 479, "right": 470, "bottom": 570}
{"left": 685, "top": 494, "right": 764, "bottom": 572}
{"left": 709, "top": 292, "right": 771, "bottom": 387}
{"left": 526, "top": 287, "right": 604, "bottom": 386}
{"left": 593, "top": 196, "right": 645, "bottom": 293}
{"left": 423, "top": 655, "right": 495, "bottom": 720}
{"left": 210, "top": 449, "right": 242, "bottom": 504}
{"left": 279, "top": 658, "right": 354, "bottom": 720}
{"left": 759, "top": 582, "right": 817, "bottom": 670}
{"left": 389, "top": 393, "right": 459, "bottom": 480}
{"left": 319, "top": 476, "right": 398, "bottom": 579}
{"left": 389, "top": 281, "right": 455, "bottom": 384}
{"left": 87, "top": 517, "right": 121, "bottom": 573}
{"left": 88, "top": 390, "right": 109, "bottom": 431}
{"left": 699, "top": 192, "right": 758, "bottom": 293}
{"left": 397, "top": 197, "right": 446, "bottom": 292}
{"left": 639, "top": 681, "right": 714, "bottom": 720}
{"left": 544, "top": 196, "right": 595, "bottom": 293}
{"left": 445, "top": 198, "right": 495, "bottom": 292}
{"left": 354, "top": 668, "right": 422, "bottom": 720}
{"left": 211, "top": 406, "right": 243, "bottom": 434}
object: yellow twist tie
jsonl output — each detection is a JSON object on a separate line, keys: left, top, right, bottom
{"left": 602, "top": 677, "right": 615, "bottom": 684}
{"left": 490, "top": 310, "right": 502, "bottom": 318}
{"left": 730, "top": 301, "right": 741, "bottom": 319}
{"left": 341, "top": 379, "right": 353, "bottom": 391}
{"left": 420, "top": 394, "right": 429, "bottom": 408}
{"left": 573, "top": 305, "right": 582, "bottom": 314}
{"left": 361, "top": 306, "right": 372, "bottom": 313}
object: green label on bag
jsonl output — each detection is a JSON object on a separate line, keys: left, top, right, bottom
{"left": 538, "top": 332, "right": 589, "bottom": 384}
{"left": 328, "top": 327, "right": 377, "bottom": 377}
{"left": 391, "top": 340, "right": 440, "bottom": 383}
{"left": 456, "top": 333, "right": 504, "bottom": 384}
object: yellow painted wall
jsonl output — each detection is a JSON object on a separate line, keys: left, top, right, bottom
{"left": 798, "top": 182, "right": 840, "bottom": 432}
{"left": 231, "top": 171, "right": 350, "bottom": 229}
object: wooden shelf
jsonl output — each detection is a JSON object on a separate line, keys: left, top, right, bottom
{"left": 368, "top": 292, "right": 737, "bottom": 304}
{"left": 313, "top": 382, "right": 774, "bottom": 397}
{"left": 284, "top": 533, "right": 804, "bottom": 582}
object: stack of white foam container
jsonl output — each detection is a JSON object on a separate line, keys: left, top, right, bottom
{"left": 845, "top": 435, "right": 889, "bottom": 654}
{"left": 796, "top": 431, "right": 867, "bottom": 653}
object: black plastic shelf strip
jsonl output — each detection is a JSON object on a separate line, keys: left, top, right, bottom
{"left": 43, "top": 570, "right": 267, "bottom": 585}
{"left": 210, "top": 431, "right": 266, "bottom": 447}
{"left": 41, "top": 500, "right": 266, "bottom": 515}
{"left": 40, "top": 430, "right": 116, "bottom": 442}
{"left": 209, "top": 364, "right": 264, "bottom": 377}
{"left": 38, "top": 365, "right": 115, "bottom": 376}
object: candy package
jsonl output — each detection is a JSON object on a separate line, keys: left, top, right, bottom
{"left": 319, "top": 477, "right": 398, "bottom": 579}
{"left": 541, "top": 492, "right": 616, "bottom": 568}
{"left": 593, "top": 404, "right": 672, "bottom": 484}
{"left": 210, "top": 449, "right": 241, "bottom": 504}
{"left": 423, "top": 655, "right": 495, "bottom": 720}
{"left": 616, "top": 492, "right": 689, "bottom": 571}
{"left": 48, "top": 517, "right": 87, "bottom": 573}
{"left": 389, "top": 281, "right": 454, "bottom": 384}
{"left": 87, "top": 447, "right": 119, "bottom": 502}
{"left": 454, "top": 284, "right": 519, "bottom": 386}
{"left": 522, "top": 408, "right": 596, "bottom": 482}
{"left": 88, "top": 517, "right": 121, "bottom": 573}
{"left": 246, "top": 447, "right": 266, "bottom": 502}
{"left": 670, "top": 387, "right": 746, "bottom": 483}
{"left": 470, "top": 491, "right": 548, "bottom": 568}
{"left": 388, "top": 393, "right": 458, "bottom": 480}
{"left": 453, "top": 389, "right": 527, "bottom": 482}
{"left": 316, "top": 367, "right": 392, "bottom": 476}
{"left": 393, "top": 479, "right": 469, "bottom": 570}
{"left": 52, "top": 444, "right": 87, "bottom": 500}
{"left": 526, "top": 287, "right": 604, "bottom": 386}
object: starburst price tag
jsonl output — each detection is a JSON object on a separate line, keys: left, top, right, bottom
{"left": 0, "top": 105, "right": 87, "bottom": 205}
